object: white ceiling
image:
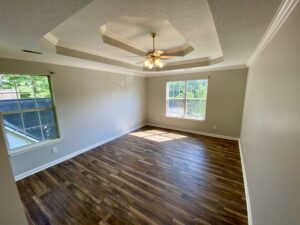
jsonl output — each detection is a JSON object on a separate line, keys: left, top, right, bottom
{"left": 0, "top": 0, "right": 283, "bottom": 76}
{"left": 0, "top": 0, "right": 92, "bottom": 52}
{"left": 48, "top": 0, "right": 222, "bottom": 66}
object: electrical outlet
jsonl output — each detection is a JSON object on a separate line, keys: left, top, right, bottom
{"left": 52, "top": 147, "right": 58, "bottom": 153}
{"left": 213, "top": 125, "right": 217, "bottom": 129}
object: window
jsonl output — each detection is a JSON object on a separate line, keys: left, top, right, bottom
{"left": 0, "top": 74, "right": 59, "bottom": 152}
{"left": 166, "top": 79, "right": 208, "bottom": 120}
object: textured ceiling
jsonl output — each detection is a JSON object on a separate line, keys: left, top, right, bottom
{"left": 0, "top": 0, "right": 92, "bottom": 52}
{"left": 0, "top": 0, "right": 283, "bottom": 75}
{"left": 46, "top": 0, "right": 222, "bottom": 70}
{"left": 207, "top": 0, "right": 283, "bottom": 66}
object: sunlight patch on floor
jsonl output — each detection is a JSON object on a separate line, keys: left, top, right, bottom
{"left": 129, "top": 130, "right": 187, "bottom": 142}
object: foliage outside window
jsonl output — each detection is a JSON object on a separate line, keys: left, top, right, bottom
{"left": 166, "top": 79, "right": 208, "bottom": 120}
{"left": 0, "top": 74, "right": 59, "bottom": 152}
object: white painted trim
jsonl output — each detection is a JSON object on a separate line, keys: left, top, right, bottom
{"left": 248, "top": 0, "right": 299, "bottom": 66}
{"left": 43, "top": 33, "right": 59, "bottom": 46}
{"left": 238, "top": 140, "right": 253, "bottom": 225}
{"left": 14, "top": 123, "right": 146, "bottom": 181}
{"left": 140, "top": 64, "right": 248, "bottom": 77}
{"left": 9, "top": 138, "right": 63, "bottom": 157}
{"left": 0, "top": 54, "right": 248, "bottom": 78}
{"left": 146, "top": 123, "right": 239, "bottom": 141}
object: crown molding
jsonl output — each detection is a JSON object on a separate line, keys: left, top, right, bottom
{"left": 247, "top": 0, "right": 299, "bottom": 66}
{"left": 44, "top": 33, "right": 59, "bottom": 46}
{"left": 140, "top": 64, "right": 248, "bottom": 77}
{"left": 43, "top": 33, "right": 227, "bottom": 74}
{"left": 101, "top": 28, "right": 148, "bottom": 56}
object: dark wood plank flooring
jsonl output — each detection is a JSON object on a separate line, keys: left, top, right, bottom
{"left": 17, "top": 126, "right": 248, "bottom": 225}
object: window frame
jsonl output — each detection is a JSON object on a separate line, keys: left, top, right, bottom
{"left": 0, "top": 74, "right": 61, "bottom": 155}
{"left": 165, "top": 78, "right": 208, "bottom": 121}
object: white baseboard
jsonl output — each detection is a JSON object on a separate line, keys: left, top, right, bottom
{"left": 14, "top": 123, "right": 146, "bottom": 181}
{"left": 238, "top": 140, "right": 253, "bottom": 225}
{"left": 146, "top": 123, "right": 239, "bottom": 141}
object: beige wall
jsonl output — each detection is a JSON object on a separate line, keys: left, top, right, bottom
{"left": 0, "top": 119, "right": 28, "bottom": 225}
{"left": 0, "top": 58, "right": 146, "bottom": 177}
{"left": 240, "top": 3, "right": 300, "bottom": 225}
{"left": 146, "top": 68, "right": 248, "bottom": 138}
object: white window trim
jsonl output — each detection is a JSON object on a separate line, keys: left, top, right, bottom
{"left": 165, "top": 79, "right": 208, "bottom": 121}
{"left": 8, "top": 138, "right": 63, "bottom": 157}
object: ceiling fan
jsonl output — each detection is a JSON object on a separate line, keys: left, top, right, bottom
{"left": 141, "top": 33, "right": 176, "bottom": 69}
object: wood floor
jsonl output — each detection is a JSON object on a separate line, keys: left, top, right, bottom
{"left": 17, "top": 126, "right": 248, "bottom": 225}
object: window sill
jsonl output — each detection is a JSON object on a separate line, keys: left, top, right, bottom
{"left": 165, "top": 115, "right": 206, "bottom": 122}
{"left": 8, "top": 138, "right": 63, "bottom": 157}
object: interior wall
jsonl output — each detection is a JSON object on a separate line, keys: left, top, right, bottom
{"left": 240, "top": 3, "right": 300, "bottom": 225}
{"left": 146, "top": 68, "right": 248, "bottom": 138}
{"left": 0, "top": 58, "right": 146, "bottom": 177}
{"left": 0, "top": 119, "right": 28, "bottom": 225}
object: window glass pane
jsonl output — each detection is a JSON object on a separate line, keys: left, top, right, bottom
{"left": 14, "top": 75, "right": 32, "bottom": 86}
{"left": 33, "top": 76, "right": 51, "bottom": 97}
{"left": 187, "top": 80, "right": 201, "bottom": 99}
{"left": 199, "top": 79, "right": 208, "bottom": 99}
{"left": 25, "top": 127, "right": 43, "bottom": 141}
{"left": 42, "top": 124, "right": 58, "bottom": 140}
{"left": 19, "top": 99, "right": 37, "bottom": 110}
{"left": 34, "top": 76, "right": 52, "bottom": 107}
{"left": 40, "top": 109, "right": 55, "bottom": 125}
{"left": 167, "top": 99, "right": 185, "bottom": 117}
{"left": 5, "top": 130, "right": 31, "bottom": 150}
{"left": 36, "top": 98, "right": 52, "bottom": 108}
{"left": 3, "top": 113, "right": 24, "bottom": 132}
{"left": 186, "top": 79, "right": 208, "bottom": 120}
{"left": 186, "top": 100, "right": 207, "bottom": 120}
{"left": 15, "top": 75, "right": 35, "bottom": 98}
{"left": 15, "top": 75, "right": 37, "bottom": 110}
{"left": 0, "top": 97, "right": 19, "bottom": 112}
{"left": 166, "top": 81, "right": 185, "bottom": 117}
{"left": 168, "top": 82, "right": 174, "bottom": 98}
{"left": 167, "top": 81, "right": 185, "bottom": 99}
{"left": 22, "top": 111, "right": 40, "bottom": 128}
{"left": 17, "top": 85, "right": 35, "bottom": 99}
{"left": 0, "top": 75, "right": 19, "bottom": 111}
{"left": 0, "top": 74, "right": 16, "bottom": 90}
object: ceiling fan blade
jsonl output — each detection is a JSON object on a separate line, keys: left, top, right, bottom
{"left": 159, "top": 55, "right": 173, "bottom": 59}
{"left": 136, "top": 60, "right": 145, "bottom": 64}
{"left": 153, "top": 50, "right": 164, "bottom": 57}
{"left": 125, "top": 55, "right": 143, "bottom": 57}
{"left": 160, "top": 55, "right": 182, "bottom": 59}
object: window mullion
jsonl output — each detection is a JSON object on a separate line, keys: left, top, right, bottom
{"left": 32, "top": 77, "right": 45, "bottom": 141}
{"left": 13, "top": 75, "right": 27, "bottom": 139}
{"left": 1, "top": 107, "right": 54, "bottom": 115}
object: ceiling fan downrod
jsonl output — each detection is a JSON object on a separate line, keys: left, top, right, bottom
{"left": 151, "top": 32, "right": 156, "bottom": 51}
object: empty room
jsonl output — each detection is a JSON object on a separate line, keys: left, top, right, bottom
{"left": 0, "top": 0, "right": 299, "bottom": 225}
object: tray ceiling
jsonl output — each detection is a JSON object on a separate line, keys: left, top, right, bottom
{"left": 0, "top": 0, "right": 283, "bottom": 76}
{"left": 43, "top": 0, "right": 223, "bottom": 72}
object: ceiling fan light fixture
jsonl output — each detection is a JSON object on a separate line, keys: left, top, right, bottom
{"left": 157, "top": 61, "right": 164, "bottom": 68}
{"left": 154, "top": 58, "right": 163, "bottom": 68}
{"left": 148, "top": 63, "right": 154, "bottom": 69}
{"left": 144, "top": 60, "right": 150, "bottom": 67}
